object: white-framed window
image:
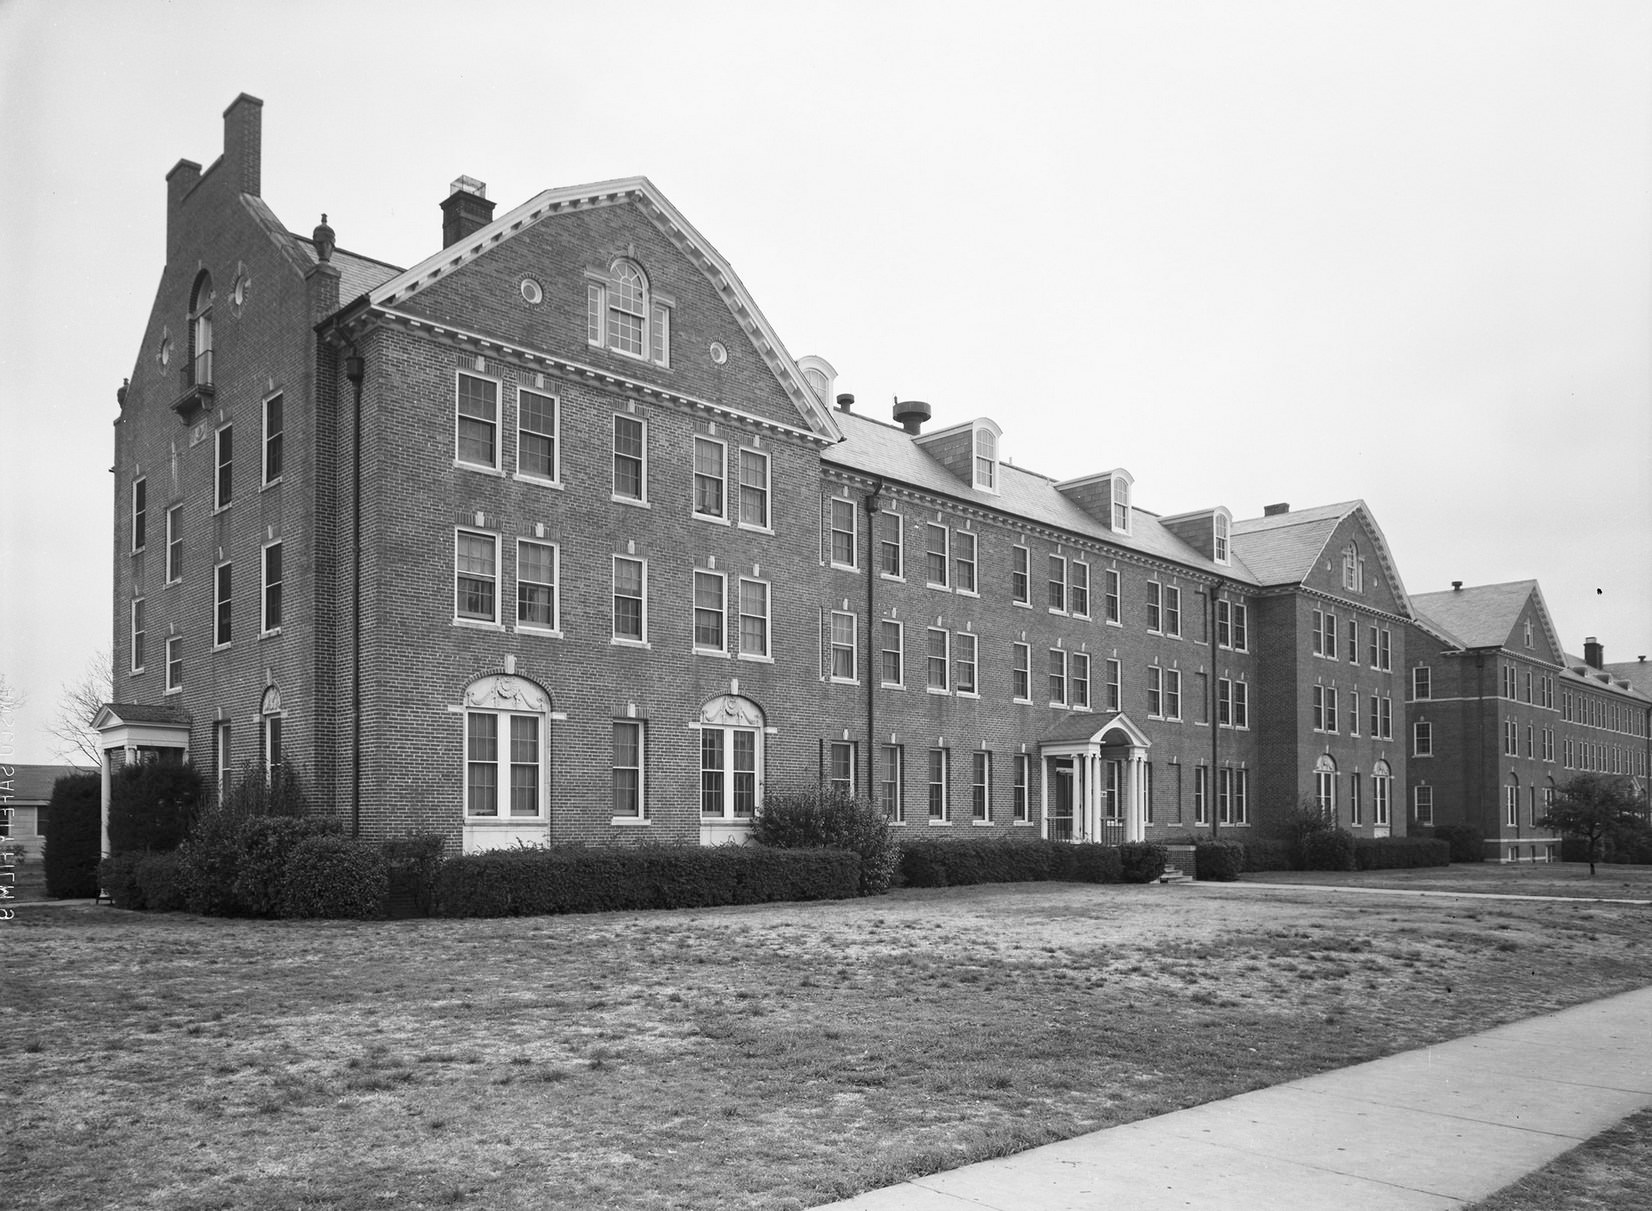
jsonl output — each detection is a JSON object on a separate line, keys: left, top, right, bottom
{"left": 164, "top": 634, "right": 182, "bottom": 693}
{"left": 1233, "top": 680, "right": 1249, "bottom": 728}
{"left": 1105, "top": 658, "right": 1122, "bottom": 712}
{"left": 517, "top": 540, "right": 558, "bottom": 632}
{"left": 587, "top": 258, "right": 670, "bottom": 366}
{"left": 215, "top": 425, "right": 233, "bottom": 510}
{"left": 693, "top": 436, "right": 727, "bottom": 520}
{"left": 701, "top": 726, "right": 759, "bottom": 820}
{"left": 925, "top": 522, "right": 949, "bottom": 587}
{"left": 1345, "top": 618, "right": 1358, "bottom": 663}
{"left": 189, "top": 270, "right": 214, "bottom": 386}
{"left": 954, "top": 531, "right": 977, "bottom": 594}
{"left": 455, "top": 371, "right": 500, "bottom": 471}
{"left": 1413, "top": 785, "right": 1434, "bottom": 826}
{"left": 517, "top": 388, "right": 559, "bottom": 483}
{"left": 1217, "top": 599, "right": 1232, "bottom": 646}
{"left": 1071, "top": 561, "right": 1090, "bottom": 617}
{"left": 954, "top": 631, "right": 978, "bottom": 695}
{"left": 1193, "top": 765, "right": 1208, "bottom": 825}
{"left": 455, "top": 529, "right": 499, "bottom": 624}
{"left": 738, "top": 578, "right": 770, "bottom": 658}
{"left": 613, "top": 414, "right": 648, "bottom": 502}
{"left": 1313, "top": 686, "right": 1332, "bottom": 732}
{"left": 1072, "top": 652, "right": 1091, "bottom": 710}
{"left": 1012, "top": 642, "right": 1031, "bottom": 702}
{"left": 1147, "top": 664, "right": 1163, "bottom": 717}
{"left": 1214, "top": 511, "right": 1230, "bottom": 565}
{"left": 1374, "top": 761, "right": 1392, "bottom": 826}
{"left": 1164, "top": 586, "right": 1182, "bottom": 638}
{"left": 1324, "top": 610, "right": 1338, "bottom": 659}
{"left": 466, "top": 710, "right": 544, "bottom": 821}
{"left": 1412, "top": 666, "right": 1431, "bottom": 700}
{"left": 738, "top": 448, "right": 770, "bottom": 529}
{"left": 1048, "top": 555, "right": 1067, "bottom": 612}
{"left": 1350, "top": 772, "right": 1362, "bottom": 826}
{"left": 1105, "top": 569, "right": 1122, "bottom": 623}
{"left": 830, "top": 610, "right": 857, "bottom": 681}
{"left": 828, "top": 741, "right": 857, "bottom": 793}
{"left": 972, "top": 751, "right": 992, "bottom": 821}
{"left": 1111, "top": 472, "right": 1132, "bottom": 533}
{"left": 1315, "top": 755, "right": 1337, "bottom": 820}
{"left": 261, "top": 540, "right": 283, "bottom": 634}
{"left": 1343, "top": 542, "right": 1363, "bottom": 592}
{"left": 165, "top": 505, "right": 183, "bottom": 584}
{"left": 131, "top": 477, "right": 147, "bottom": 552}
{"left": 1013, "top": 754, "right": 1031, "bottom": 823}
{"left": 1147, "top": 582, "right": 1163, "bottom": 632}
{"left": 881, "top": 620, "right": 904, "bottom": 687}
{"left": 1219, "top": 678, "right": 1233, "bottom": 727}
{"left": 829, "top": 497, "right": 858, "bottom": 568}
{"left": 261, "top": 687, "right": 283, "bottom": 779}
{"left": 1011, "top": 545, "right": 1030, "bottom": 604}
{"left": 879, "top": 744, "right": 904, "bottom": 823}
{"left": 927, "top": 627, "right": 949, "bottom": 691}
{"left": 214, "top": 561, "right": 232, "bottom": 647}
{"left": 214, "top": 721, "right": 232, "bottom": 801}
{"left": 1312, "top": 609, "right": 1328, "bottom": 657}
{"left": 1049, "top": 648, "right": 1068, "bottom": 706}
{"left": 613, "top": 721, "right": 646, "bottom": 819}
{"left": 879, "top": 510, "right": 903, "bottom": 578}
{"left": 1165, "top": 668, "right": 1182, "bottom": 720}
{"left": 1380, "top": 694, "right": 1393, "bottom": 739}
{"left": 928, "top": 748, "right": 950, "bottom": 822}
{"left": 613, "top": 556, "right": 647, "bottom": 643}
{"left": 973, "top": 424, "right": 999, "bottom": 492}
{"left": 1378, "top": 627, "right": 1392, "bottom": 671}
{"left": 263, "top": 393, "right": 284, "bottom": 486}
{"left": 1230, "top": 602, "right": 1248, "bottom": 651}
{"left": 129, "top": 597, "right": 146, "bottom": 673}
{"left": 1414, "top": 720, "right": 1433, "bottom": 756}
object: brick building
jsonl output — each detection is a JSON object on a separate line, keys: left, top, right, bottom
{"left": 99, "top": 96, "right": 1647, "bottom": 858}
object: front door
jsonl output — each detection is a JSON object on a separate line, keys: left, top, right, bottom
{"left": 1048, "top": 758, "right": 1074, "bottom": 841}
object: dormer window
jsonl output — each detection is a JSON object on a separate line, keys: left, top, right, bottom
{"left": 1213, "top": 510, "right": 1231, "bottom": 565}
{"left": 972, "top": 421, "right": 1001, "bottom": 494}
{"left": 797, "top": 355, "right": 838, "bottom": 409}
{"left": 587, "top": 258, "right": 670, "bottom": 367}
{"left": 1111, "top": 472, "right": 1132, "bottom": 534}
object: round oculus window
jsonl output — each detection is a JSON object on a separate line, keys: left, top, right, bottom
{"left": 520, "top": 278, "right": 543, "bottom": 305}
{"left": 158, "top": 333, "right": 172, "bottom": 367}
{"left": 709, "top": 341, "right": 727, "bottom": 365}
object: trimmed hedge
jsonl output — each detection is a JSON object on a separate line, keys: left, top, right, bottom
{"left": 435, "top": 845, "right": 860, "bottom": 917}
{"left": 1303, "top": 828, "right": 1357, "bottom": 871}
{"left": 280, "top": 836, "right": 389, "bottom": 919}
{"left": 175, "top": 811, "right": 341, "bottom": 917}
{"left": 1431, "top": 824, "right": 1484, "bottom": 863}
{"left": 897, "top": 839, "right": 1122, "bottom": 887}
{"left": 1195, "top": 840, "right": 1245, "bottom": 882}
{"left": 99, "top": 852, "right": 146, "bottom": 909}
{"left": 1118, "top": 842, "right": 1168, "bottom": 884}
{"left": 1354, "top": 836, "right": 1451, "bottom": 870}
{"left": 43, "top": 772, "right": 101, "bottom": 899}
{"left": 382, "top": 834, "right": 446, "bottom": 918}
{"left": 136, "top": 852, "right": 187, "bottom": 911}
{"left": 1242, "top": 839, "right": 1298, "bottom": 872}
{"left": 108, "top": 763, "right": 204, "bottom": 854}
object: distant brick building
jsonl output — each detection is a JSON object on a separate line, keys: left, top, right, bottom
{"left": 100, "top": 96, "right": 1650, "bottom": 859}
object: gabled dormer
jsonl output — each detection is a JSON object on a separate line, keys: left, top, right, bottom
{"left": 1159, "top": 505, "right": 1233, "bottom": 566}
{"left": 913, "top": 417, "right": 1003, "bottom": 496}
{"left": 1055, "top": 468, "right": 1134, "bottom": 535}
{"left": 796, "top": 355, "right": 838, "bottom": 411}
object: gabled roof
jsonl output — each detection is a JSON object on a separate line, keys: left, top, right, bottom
{"left": 361, "top": 176, "right": 840, "bottom": 441}
{"left": 1040, "top": 711, "right": 1154, "bottom": 747}
{"left": 1561, "top": 657, "right": 1652, "bottom": 702}
{"left": 92, "top": 702, "right": 191, "bottom": 728}
{"left": 825, "top": 411, "right": 1257, "bottom": 579}
{"left": 2, "top": 765, "right": 94, "bottom": 803}
{"left": 1410, "top": 580, "right": 1564, "bottom": 659}
{"left": 1230, "top": 500, "right": 1413, "bottom": 616}
{"left": 1605, "top": 660, "right": 1652, "bottom": 699}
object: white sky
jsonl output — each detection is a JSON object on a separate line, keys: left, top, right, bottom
{"left": 2, "top": 0, "right": 1648, "bottom": 763}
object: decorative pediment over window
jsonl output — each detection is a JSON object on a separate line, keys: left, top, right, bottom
{"left": 699, "top": 694, "right": 765, "bottom": 728}
{"left": 464, "top": 674, "right": 552, "bottom": 713}
{"left": 261, "top": 685, "right": 282, "bottom": 715}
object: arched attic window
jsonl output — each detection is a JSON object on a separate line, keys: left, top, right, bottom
{"left": 796, "top": 355, "right": 838, "bottom": 410}
{"left": 972, "top": 420, "right": 1002, "bottom": 494}
{"left": 1342, "top": 542, "right": 1363, "bottom": 593}
{"left": 587, "top": 257, "right": 671, "bottom": 367}
{"left": 189, "top": 270, "right": 214, "bottom": 387}
{"left": 1213, "top": 509, "right": 1231, "bottom": 565}
{"left": 1110, "top": 471, "right": 1134, "bottom": 535}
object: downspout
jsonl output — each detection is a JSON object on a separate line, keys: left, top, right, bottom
{"left": 346, "top": 348, "right": 365, "bottom": 837}
{"left": 862, "top": 477, "right": 884, "bottom": 801}
{"left": 1210, "top": 579, "right": 1222, "bottom": 839}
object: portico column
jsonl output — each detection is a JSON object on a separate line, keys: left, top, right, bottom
{"left": 99, "top": 744, "right": 113, "bottom": 860}
{"left": 1127, "top": 748, "right": 1147, "bottom": 843}
{"left": 1040, "top": 756, "right": 1050, "bottom": 839}
{"left": 1084, "top": 752, "right": 1098, "bottom": 842}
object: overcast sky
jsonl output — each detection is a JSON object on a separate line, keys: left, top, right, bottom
{"left": 2, "top": 0, "right": 1648, "bottom": 764}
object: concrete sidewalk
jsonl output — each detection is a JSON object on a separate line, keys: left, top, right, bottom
{"left": 816, "top": 985, "right": 1652, "bottom": 1210}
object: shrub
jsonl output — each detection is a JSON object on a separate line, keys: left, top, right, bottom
{"left": 1195, "top": 840, "right": 1245, "bottom": 881}
{"left": 174, "top": 783, "right": 342, "bottom": 917}
{"left": 1353, "top": 836, "right": 1451, "bottom": 870}
{"left": 1302, "top": 828, "right": 1357, "bottom": 871}
{"left": 108, "top": 763, "right": 205, "bottom": 854}
{"left": 230, "top": 816, "right": 343, "bottom": 917}
{"left": 220, "top": 760, "right": 309, "bottom": 816}
{"left": 99, "top": 853, "right": 147, "bottom": 909}
{"left": 434, "top": 844, "right": 860, "bottom": 917}
{"left": 136, "top": 852, "right": 187, "bottom": 911}
{"left": 1242, "top": 839, "right": 1298, "bottom": 872}
{"left": 897, "top": 839, "right": 1120, "bottom": 887}
{"left": 382, "top": 833, "right": 447, "bottom": 918}
{"left": 1271, "top": 797, "right": 1335, "bottom": 868}
{"left": 280, "top": 836, "right": 389, "bottom": 919}
{"left": 1430, "top": 824, "right": 1484, "bottom": 863}
{"left": 1118, "top": 842, "right": 1168, "bottom": 884}
{"left": 42, "top": 771, "right": 101, "bottom": 899}
{"left": 752, "top": 786, "right": 898, "bottom": 896}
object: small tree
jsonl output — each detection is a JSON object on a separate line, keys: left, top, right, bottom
{"left": 109, "top": 762, "right": 206, "bottom": 853}
{"left": 42, "top": 771, "right": 102, "bottom": 898}
{"left": 1270, "top": 795, "right": 1334, "bottom": 869}
{"left": 49, "top": 651, "right": 112, "bottom": 769}
{"left": 751, "top": 785, "right": 897, "bottom": 896}
{"left": 1538, "top": 773, "right": 1646, "bottom": 876}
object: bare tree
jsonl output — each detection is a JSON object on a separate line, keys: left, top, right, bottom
{"left": 49, "top": 651, "right": 112, "bottom": 769}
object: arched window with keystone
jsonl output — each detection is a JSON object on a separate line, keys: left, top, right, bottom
{"left": 587, "top": 257, "right": 671, "bottom": 367}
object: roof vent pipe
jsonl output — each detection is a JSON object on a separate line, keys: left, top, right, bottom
{"left": 893, "top": 399, "right": 931, "bottom": 435}
{"left": 1452, "top": 581, "right": 1462, "bottom": 591}
{"left": 836, "top": 393, "right": 855, "bottom": 414}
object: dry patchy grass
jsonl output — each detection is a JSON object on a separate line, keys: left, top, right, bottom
{"left": 1465, "top": 1105, "right": 1652, "bottom": 1210}
{"left": 4, "top": 879, "right": 1651, "bottom": 1210}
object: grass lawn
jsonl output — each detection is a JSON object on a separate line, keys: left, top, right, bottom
{"left": 1241, "top": 861, "right": 1652, "bottom": 900}
{"left": 5, "top": 874, "right": 1652, "bottom": 1210}
{"left": 1464, "top": 1105, "right": 1652, "bottom": 1210}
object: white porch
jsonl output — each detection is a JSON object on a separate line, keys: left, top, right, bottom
{"left": 1039, "top": 712, "right": 1152, "bottom": 844}
{"left": 91, "top": 703, "right": 192, "bottom": 859}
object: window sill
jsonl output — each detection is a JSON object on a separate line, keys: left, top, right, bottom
{"left": 1048, "top": 607, "right": 1067, "bottom": 617}
{"left": 736, "top": 521, "right": 774, "bottom": 536}
{"left": 513, "top": 473, "right": 564, "bottom": 490}
{"left": 164, "top": 686, "right": 182, "bottom": 696}
{"left": 611, "top": 638, "right": 652, "bottom": 650}
{"left": 1013, "top": 697, "right": 1033, "bottom": 706}
{"left": 1012, "top": 600, "right": 1031, "bottom": 609}
{"left": 971, "top": 820, "right": 994, "bottom": 827}
{"left": 1048, "top": 702, "right": 1068, "bottom": 710}
{"left": 611, "top": 495, "right": 651, "bottom": 509}
{"left": 928, "top": 820, "right": 952, "bottom": 827}
{"left": 214, "top": 503, "right": 232, "bottom": 515}
{"left": 829, "top": 562, "right": 859, "bottom": 573}
{"left": 926, "top": 583, "right": 951, "bottom": 593}
{"left": 610, "top": 817, "right": 651, "bottom": 826}
{"left": 164, "top": 578, "right": 181, "bottom": 589}
{"left": 262, "top": 478, "right": 282, "bottom": 492}
{"left": 880, "top": 681, "right": 905, "bottom": 691}
{"left": 956, "top": 588, "right": 979, "bottom": 599}
{"left": 454, "top": 460, "right": 505, "bottom": 477}
{"left": 1105, "top": 619, "right": 1123, "bottom": 628}
{"left": 259, "top": 628, "right": 282, "bottom": 640}
{"left": 132, "top": 547, "right": 147, "bottom": 557}
{"left": 213, "top": 643, "right": 231, "bottom": 652}
{"left": 694, "top": 647, "right": 731, "bottom": 659}
{"left": 829, "top": 677, "right": 860, "bottom": 686}
{"left": 454, "top": 618, "right": 506, "bottom": 632}
{"left": 129, "top": 667, "right": 145, "bottom": 677}
{"left": 693, "top": 512, "right": 731, "bottom": 527}
{"left": 737, "top": 653, "right": 774, "bottom": 664}
{"left": 880, "top": 573, "right": 906, "bottom": 584}
{"left": 926, "top": 687, "right": 950, "bottom": 696}
{"left": 1012, "top": 820, "right": 1035, "bottom": 827}
{"left": 516, "top": 626, "right": 563, "bottom": 639}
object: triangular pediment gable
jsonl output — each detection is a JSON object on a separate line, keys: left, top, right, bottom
{"left": 1505, "top": 584, "right": 1565, "bottom": 666}
{"left": 362, "top": 177, "right": 840, "bottom": 441}
{"left": 1293, "top": 504, "right": 1411, "bottom": 616}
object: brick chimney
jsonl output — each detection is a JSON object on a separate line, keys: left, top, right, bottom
{"left": 222, "top": 93, "right": 263, "bottom": 197}
{"left": 1263, "top": 502, "right": 1290, "bottom": 516}
{"left": 1584, "top": 637, "right": 1604, "bottom": 670}
{"left": 442, "top": 177, "right": 496, "bottom": 247}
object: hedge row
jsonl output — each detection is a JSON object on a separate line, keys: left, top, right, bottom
{"left": 435, "top": 845, "right": 861, "bottom": 917}
{"left": 1430, "top": 825, "right": 1485, "bottom": 863}
{"left": 1195, "top": 840, "right": 1245, "bottom": 881}
{"left": 1354, "top": 836, "right": 1451, "bottom": 869}
{"left": 42, "top": 772, "right": 102, "bottom": 898}
{"left": 897, "top": 839, "right": 1123, "bottom": 887}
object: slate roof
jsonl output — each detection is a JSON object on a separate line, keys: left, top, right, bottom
{"left": 291, "top": 236, "right": 402, "bottom": 302}
{"left": 97, "top": 702, "right": 191, "bottom": 725}
{"left": 1228, "top": 501, "right": 1357, "bottom": 586}
{"left": 824, "top": 411, "right": 1256, "bottom": 579}
{"left": 4, "top": 765, "right": 94, "bottom": 803}
{"left": 1410, "top": 581, "right": 1538, "bottom": 649}
{"left": 1605, "top": 660, "right": 1652, "bottom": 699}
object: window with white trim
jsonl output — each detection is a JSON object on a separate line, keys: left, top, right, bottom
{"left": 1412, "top": 666, "right": 1431, "bottom": 700}
{"left": 1233, "top": 680, "right": 1248, "bottom": 728}
{"left": 928, "top": 748, "right": 949, "bottom": 821}
{"left": 1350, "top": 772, "right": 1362, "bottom": 826}
{"left": 1231, "top": 602, "right": 1248, "bottom": 650}
{"left": 1111, "top": 474, "right": 1131, "bottom": 533}
{"left": 693, "top": 436, "right": 726, "bottom": 520}
{"left": 1105, "top": 659, "right": 1122, "bottom": 712}
{"left": 972, "top": 751, "right": 992, "bottom": 821}
{"left": 455, "top": 373, "right": 499, "bottom": 470}
{"left": 1049, "top": 649, "right": 1068, "bottom": 706}
{"left": 1345, "top": 618, "right": 1358, "bottom": 663}
{"left": 1147, "top": 582, "right": 1162, "bottom": 632}
{"left": 261, "top": 541, "right": 282, "bottom": 633}
{"left": 1373, "top": 761, "right": 1392, "bottom": 826}
{"left": 829, "top": 498, "right": 857, "bottom": 568}
{"left": 456, "top": 530, "right": 499, "bottom": 624}
{"left": 613, "top": 556, "right": 647, "bottom": 643}
{"left": 954, "top": 632, "right": 978, "bottom": 695}
{"left": 261, "top": 688, "right": 283, "bottom": 779}
{"left": 129, "top": 598, "right": 146, "bottom": 673}
{"left": 1147, "top": 664, "right": 1163, "bottom": 717}
{"left": 954, "top": 531, "right": 977, "bottom": 594}
{"left": 517, "top": 540, "right": 558, "bottom": 632}
{"left": 263, "top": 394, "right": 284, "bottom": 486}
{"left": 1378, "top": 627, "right": 1392, "bottom": 671}
{"left": 214, "top": 722, "right": 232, "bottom": 801}
{"left": 613, "top": 415, "right": 647, "bottom": 502}
{"left": 1219, "top": 678, "right": 1233, "bottom": 727}
{"left": 1013, "top": 754, "right": 1031, "bottom": 822}
{"left": 189, "top": 270, "right": 214, "bottom": 386}
{"left": 693, "top": 570, "right": 724, "bottom": 652}
{"left": 214, "top": 561, "right": 232, "bottom": 647}
{"left": 1165, "top": 668, "right": 1182, "bottom": 720}
{"left": 880, "top": 744, "right": 904, "bottom": 823}
{"left": 881, "top": 620, "right": 904, "bottom": 687}
{"left": 467, "top": 711, "right": 543, "bottom": 821}
{"left": 166, "top": 505, "right": 183, "bottom": 584}
{"left": 587, "top": 259, "right": 670, "bottom": 365}
{"left": 613, "top": 722, "right": 645, "bottom": 819}
{"left": 1070, "top": 561, "right": 1090, "bottom": 617}
{"left": 1011, "top": 545, "right": 1030, "bottom": 604}
{"left": 215, "top": 425, "right": 233, "bottom": 509}
{"left": 926, "top": 627, "right": 949, "bottom": 691}
{"left": 828, "top": 741, "right": 856, "bottom": 793}
{"left": 738, "top": 578, "right": 770, "bottom": 658}
{"left": 1105, "top": 569, "right": 1121, "bottom": 623}
{"left": 973, "top": 426, "right": 999, "bottom": 492}
{"left": 701, "top": 726, "right": 758, "bottom": 820}
{"left": 1164, "top": 586, "right": 1182, "bottom": 638}
{"left": 1072, "top": 652, "right": 1091, "bottom": 709}
{"left": 1315, "top": 755, "right": 1337, "bottom": 820}
{"left": 1048, "top": 555, "right": 1067, "bottom": 612}
{"left": 1234, "top": 769, "right": 1249, "bottom": 824}
{"left": 1342, "top": 542, "right": 1362, "bottom": 592}
{"left": 1413, "top": 785, "right": 1434, "bottom": 826}
{"left": 164, "top": 634, "right": 182, "bottom": 693}
{"left": 879, "top": 510, "right": 903, "bottom": 577}
{"left": 1413, "top": 720, "right": 1433, "bottom": 756}
{"left": 131, "top": 477, "right": 146, "bottom": 552}
{"left": 925, "top": 523, "right": 949, "bottom": 587}
{"left": 1194, "top": 765, "right": 1208, "bottom": 825}
{"left": 738, "top": 449, "right": 770, "bottom": 528}
{"left": 1012, "top": 642, "right": 1031, "bottom": 702}
{"left": 830, "top": 611, "right": 857, "bottom": 681}
{"left": 1213, "top": 512, "right": 1230, "bottom": 565}
{"left": 518, "top": 389, "right": 558, "bottom": 483}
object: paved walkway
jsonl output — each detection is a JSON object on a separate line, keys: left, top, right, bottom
{"left": 816, "top": 985, "right": 1652, "bottom": 1210}
{"left": 1191, "top": 882, "right": 1652, "bottom": 906}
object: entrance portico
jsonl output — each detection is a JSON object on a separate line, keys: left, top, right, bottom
{"left": 1039, "top": 712, "right": 1152, "bottom": 844}
{"left": 91, "top": 703, "right": 191, "bottom": 859}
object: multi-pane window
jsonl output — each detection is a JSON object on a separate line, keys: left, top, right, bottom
{"left": 456, "top": 530, "right": 498, "bottom": 623}
{"left": 829, "top": 498, "right": 857, "bottom": 567}
{"left": 1013, "top": 754, "right": 1031, "bottom": 822}
{"left": 1071, "top": 652, "right": 1091, "bottom": 709}
{"left": 607, "top": 262, "right": 647, "bottom": 354}
{"left": 1147, "top": 665, "right": 1163, "bottom": 717}
{"left": 830, "top": 611, "right": 857, "bottom": 681}
{"left": 1111, "top": 477, "right": 1130, "bottom": 532}
{"left": 954, "top": 531, "right": 977, "bottom": 593}
{"left": 1344, "top": 618, "right": 1357, "bottom": 663}
{"left": 925, "top": 523, "right": 948, "bottom": 586}
{"left": 693, "top": 437, "right": 726, "bottom": 519}
{"left": 879, "top": 511, "right": 903, "bottom": 577}
{"left": 165, "top": 505, "right": 183, "bottom": 583}
{"left": 928, "top": 748, "right": 949, "bottom": 821}
{"left": 881, "top": 621, "right": 904, "bottom": 686}
{"left": 214, "top": 562, "right": 232, "bottom": 646}
{"left": 693, "top": 570, "right": 725, "bottom": 652}
{"left": 1313, "top": 686, "right": 1331, "bottom": 732}
{"left": 1147, "top": 582, "right": 1163, "bottom": 632}
{"left": 1315, "top": 757, "right": 1336, "bottom": 819}
{"left": 1219, "top": 678, "right": 1233, "bottom": 727}
{"left": 587, "top": 260, "right": 671, "bottom": 364}
{"left": 880, "top": 745, "right": 904, "bottom": 823}
{"left": 1214, "top": 513, "right": 1230, "bottom": 564}
{"left": 1012, "top": 642, "right": 1031, "bottom": 701}
{"left": 1343, "top": 542, "right": 1362, "bottom": 592}
{"left": 954, "top": 632, "right": 978, "bottom": 695}
{"left": 1412, "top": 666, "right": 1431, "bottom": 700}
{"left": 1048, "top": 556, "right": 1067, "bottom": 612}
{"left": 971, "top": 752, "right": 992, "bottom": 822}
{"left": 465, "top": 711, "right": 542, "bottom": 820}
{"left": 1232, "top": 603, "right": 1248, "bottom": 650}
{"left": 1011, "top": 546, "right": 1030, "bottom": 604}
{"left": 129, "top": 598, "right": 146, "bottom": 673}
{"left": 131, "top": 478, "right": 147, "bottom": 552}
{"left": 1105, "top": 659, "right": 1122, "bottom": 712}
{"left": 700, "top": 728, "right": 759, "bottom": 820}
{"left": 828, "top": 741, "right": 856, "bottom": 793}
{"left": 1373, "top": 765, "right": 1392, "bottom": 827}
{"left": 215, "top": 425, "right": 234, "bottom": 509}
{"left": 1349, "top": 773, "right": 1362, "bottom": 826}
{"left": 613, "top": 415, "right": 647, "bottom": 501}
{"left": 1164, "top": 669, "right": 1182, "bottom": 720}
{"left": 1324, "top": 611, "right": 1338, "bottom": 658}
{"left": 1164, "top": 587, "right": 1182, "bottom": 638}
{"left": 165, "top": 634, "right": 182, "bottom": 693}
{"left": 1233, "top": 681, "right": 1248, "bottom": 728}
{"left": 1414, "top": 720, "right": 1433, "bottom": 755}
{"left": 261, "top": 541, "right": 283, "bottom": 633}
{"left": 1414, "top": 785, "right": 1434, "bottom": 826}
{"left": 1049, "top": 649, "right": 1068, "bottom": 706}
{"left": 613, "top": 556, "right": 646, "bottom": 642}
{"left": 1105, "top": 569, "right": 1121, "bottom": 623}
{"left": 612, "top": 722, "right": 645, "bottom": 819}
{"left": 973, "top": 428, "right": 997, "bottom": 490}
{"left": 456, "top": 373, "right": 499, "bottom": 469}
{"left": 1378, "top": 627, "right": 1392, "bottom": 671}
{"left": 518, "top": 389, "right": 558, "bottom": 482}
{"left": 517, "top": 540, "right": 557, "bottom": 631}
{"left": 738, "top": 579, "right": 769, "bottom": 658}
{"left": 926, "top": 628, "right": 949, "bottom": 691}
{"left": 263, "top": 394, "right": 284, "bottom": 485}
{"left": 1193, "top": 765, "right": 1208, "bottom": 825}
{"left": 738, "top": 449, "right": 770, "bottom": 528}
{"left": 1369, "top": 626, "right": 1381, "bottom": 669}
{"left": 1070, "top": 561, "right": 1090, "bottom": 617}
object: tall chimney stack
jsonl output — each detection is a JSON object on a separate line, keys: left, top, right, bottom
{"left": 222, "top": 93, "right": 263, "bottom": 197}
{"left": 442, "top": 177, "right": 496, "bottom": 247}
{"left": 1584, "top": 637, "right": 1604, "bottom": 670}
